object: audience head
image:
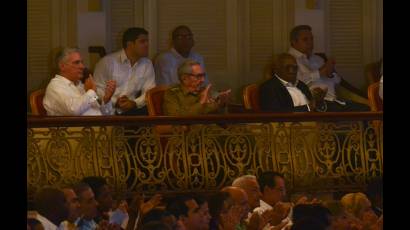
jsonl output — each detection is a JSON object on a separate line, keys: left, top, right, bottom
{"left": 272, "top": 53, "right": 298, "bottom": 84}
{"left": 257, "top": 171, "right": 286, "bottom": 206}
{"left": 208, "top": 191, "right": 231, "bottom": 222}
{"left": 34, "top": 187, "right": 69, "bottom": 226}
{"left": 220, "top": 186, "right": 249, "bottom": 221}
{"left": 194, "top": 195, "right": 212, "bottom": 230}
{"left": 81, "top": 176, "right": 113, "bottom": 213}
{"left": 340, "top": 192, "right": 377, "bottom": 221}
{"left": 232, "top": 175, "right": 262, "bottom": 210}
{"left": 166, "top": 195, "right": 202, "bottom": 230}
{"left": 177, "top": 59, "right": 205, "bottom": 93}
{"left": 172, "top": 25, "right": 194, "bottom": 57}
{"left": 55, "top": 47, "right": 85, "bottom": 82}
{"left": 142, "top": 208, "right": 178, "bottom": 229}
{"left": 290, "top": 25, "right": 314, "bottom": 56}
{"left": 122, "top": 27, "right": 149, "bottom": 57}
{"left": 62, "top": 187, "right": 81, "bottom": 223}
{"left": 73, "top": 182, "right": 98, "bottom": 220}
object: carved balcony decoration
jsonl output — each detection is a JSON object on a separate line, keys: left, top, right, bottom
{"left": 28, "top": 112, "right": 383, "bottom": 200}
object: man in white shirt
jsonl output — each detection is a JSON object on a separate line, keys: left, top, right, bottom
{"left": 254, "top": 171, "right": 292, "bottom": 230}
{"left": 32, "top": 187, "right": 69, "bottom": 230}
{"left": 74, "top": 183, "right": 99, "bottom": 230}
{"left": 288, "top": 25, "right": 369, "bottom": 112}
{"left": 154, "top": 25, "right": 209, "bottom": 86}
{"left": 43, "top": 48, "right": 116, "bottom": 116}
{"left": 59, "top": 187, "right": 81, "bottom": 230}
{"left": 94, "top": 27, "right": 156, "bottom": 115}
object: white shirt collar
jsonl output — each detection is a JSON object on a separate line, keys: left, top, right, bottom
{"left": 35, "top": 213, "right": 58, "bottom": 230}
{"left": 275, "top": 74, "right": 298, "bottom": 87}
{"left": 259, "top": 199, "right": 273, "bottom": 210}
{"left": 119, "top": 49, "right": 148, "bottom": 66}
{"left": 119, "top": 49, "right": 129, "bottom": 64}
{"left": 288, "top": 46, "right": 308, "bottom": 59}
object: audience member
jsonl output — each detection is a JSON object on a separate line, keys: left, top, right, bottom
{"left": 155, "top": 25, "right": 209, "bottom": 86}
{"left": 73, "top": 182, "right": 99, "bottom": 229}
{"left": 219, "top": 186, "right": 250, "bottom": 230}
{"left": 288, "top": 25, "right": 369, "bottom": 112}
{"left": 340, "top": 192, "right": 379, "bottom": 229}
{"left": 166, "top": 195, "right": 203, "bottom": 230}
{"left": 232, "top": 175, "right": 262, "bottom": 211}
{"left": 94, "top": 27, "right": 156, "bottom": 115}
{"left": 254, "top": 171, "right": 292, "bottom": 229}
{"left": 43, "top": 47, "right": 116, "bottom": 115}
{"left": 81, "top": 176, "right": 114, "bottom": 222}
{"left": 33, "top": 187, "right": 69, "bottom": 230}
{"left": 194, "top": 195, "right": 212, "bottom": 230}
{"left": 163, "top": 59, "right": 230, "bottom": 115}
{"left": 60, "top": 187, "right": 81, "bottom": 230}
{"left": 260, "top": 53, "right": 324, "bottom": 112}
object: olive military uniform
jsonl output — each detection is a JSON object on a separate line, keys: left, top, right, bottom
{"left": 163, "top": 84, "right": 219, "bottom": 116}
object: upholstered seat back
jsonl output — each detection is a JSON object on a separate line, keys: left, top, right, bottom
{"left": 243, "top": 84, "right": 261, "bottom": 112}
{"left": 145, "top": 85, "right": 170, "bottom": 116}
{"left": 368, "top": 82, "right": 383, "bottom": 111}
{"left": 30, "top": 89, "right": 47, "bottom": 115}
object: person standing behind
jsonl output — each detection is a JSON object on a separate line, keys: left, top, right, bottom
{"left": 288, "top": 25, "right": 369, "bottom": 112}
{"left": 94, "top": 27, "right": 156, "bottom": 115}
{"left": 154, "top": 25, "right": 209, "bottom": 86}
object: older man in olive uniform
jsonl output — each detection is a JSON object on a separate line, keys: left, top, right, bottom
{"left": 163, "top": 59, "right": 230, "bottom": 116}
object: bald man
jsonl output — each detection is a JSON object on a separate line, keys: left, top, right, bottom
{"left": 220, "top": 186, "right": 249, "bottom": 230}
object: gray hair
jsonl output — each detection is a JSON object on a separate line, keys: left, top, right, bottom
{"left": 55, "top": 47, "right": 80, "bottom": 68}
{"left": 289, "top": 25, "right": 312, "bottom": 43}
{"left": 177, "top": 59, "right": 201, "bottom": 81}
{"left": 232, "top": 175, "right": 257, "bottom": 188}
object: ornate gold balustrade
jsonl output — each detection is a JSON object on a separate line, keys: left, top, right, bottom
{"left": 27, "top": 112, "right": 383, "bottom": 200}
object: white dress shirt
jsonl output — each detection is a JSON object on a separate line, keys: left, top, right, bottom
{"left": 288, "top": 47, "right": 341, "bottom": 101}
{"left": 154, "top": 48, "right": 209, "bottom": 86}
{"left": 93, "top": 49, "right": 156, "bottom": 112}
{"left": 28, "top": 211, "right": 58, "bottom": 230}
{"left": 253, "top": 200, "right": 293, "bottom": 230}
{"left": 275, "top": 74, "right": 310, "bottom": 110}
{"left": 43, "top": 75, "right": 114, "bottom": 116}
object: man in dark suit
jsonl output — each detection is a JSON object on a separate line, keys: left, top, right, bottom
{"left": 260, "top": 53, "right": 325, "bottom": 112}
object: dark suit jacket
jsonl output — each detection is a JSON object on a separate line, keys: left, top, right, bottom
{"left": 259, "top": 75, "right": 313, "bottom": 112}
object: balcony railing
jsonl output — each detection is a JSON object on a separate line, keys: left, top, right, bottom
{"left": 27, "top": 112, "right": 383, "bottom": 200}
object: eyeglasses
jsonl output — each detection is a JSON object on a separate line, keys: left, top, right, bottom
{"left": 175, "top": 34, "right": 193, "bottom": 40}
{"left": 186, "top": 73, "right": 206, "bottom": 80}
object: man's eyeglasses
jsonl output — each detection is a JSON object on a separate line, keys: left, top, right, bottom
{"left": 175, "top": 34, "right": 193, "bottom": 40}
{"left": 186, "top": 73, "right": 206, "bottom": 80}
